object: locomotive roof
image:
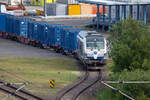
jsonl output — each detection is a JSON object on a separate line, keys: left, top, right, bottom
{"left": 78, "top": 31, "right": 104, "bottom": 39}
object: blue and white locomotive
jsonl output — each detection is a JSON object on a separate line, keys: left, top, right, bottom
{"left": 77, "top": 31, "right": 107, "bottom": 65}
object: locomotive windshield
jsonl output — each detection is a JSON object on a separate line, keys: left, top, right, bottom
{"left": 86, "top": 36, "right": 104, "bottom": 49}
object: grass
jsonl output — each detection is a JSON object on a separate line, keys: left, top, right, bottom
{"left": 0, "top": 92, "right": 17, "bottom": 100}
{"left": 0, "top": 57, "right": 81, "bottom": 98}
{"left": 105, "top": 59, "right": 113, "bottom": 75}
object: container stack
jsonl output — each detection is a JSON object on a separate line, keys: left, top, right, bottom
{"left": 46, "top": 0, "right": 79, "bottom": 16}
{"left": 34, "top": 0, "right": 107, "bottom": 16}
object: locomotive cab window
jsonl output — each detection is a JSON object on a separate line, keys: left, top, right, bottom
{"left": 86, "top": 36, "right": 104, "bottom": 49}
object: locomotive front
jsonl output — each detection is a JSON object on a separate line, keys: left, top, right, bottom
{"left": 85, "top": 34, "right": 107, "bottom": 65}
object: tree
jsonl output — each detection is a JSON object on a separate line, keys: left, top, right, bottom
{"left": 108, "top": 17, "right": 150, "bottom": 72}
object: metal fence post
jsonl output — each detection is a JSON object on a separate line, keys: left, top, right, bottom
{"left": 137, "top": 4, "right": 140, "bottom": 20}
{"left": 97, "top": 4, "right": 100, "bottom": 31}
{"left": 129, "top": 5, "right": 133, "bottom": 18}
{"left": 109, "top": 5, "right": 112, "bottom": 30}
{"left": 122, "top": 5, "right": 126, "bottom": 20}
{"left": 102, "top": 5, "right": 105, "bottom": 31}
{"left": 143, "top": 5, "right": 147, "bottom": 24}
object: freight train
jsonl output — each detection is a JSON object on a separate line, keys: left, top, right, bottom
{"left": 0, "top": 13, "right": 107, "bottom": 66}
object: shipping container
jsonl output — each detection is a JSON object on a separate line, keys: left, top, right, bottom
{"left": 46, "top": 3, "right": 67, "bottom": 16}
{"left": 44, "top": 24, "right": 61, "bottom": 45}
{"left": 57, "top": 0, "right": 78, "bottom": 4}
{"left": 6, "top": 15, "right": 16, "bottom": 34}
{"left": 28, "top": 21, "right": 48, "bottom": 41}
{"left": 36, "top": 23, "right": 47, "bottom": 43}
{"left": 68, "top": 4, "right": 81, "bottom": 15}
{"left": 92, "top": 5, "right": 107, "bottom": 15}
{"left": 61, "top": 28, "right": 83, "bottom": 52}
{"left": 0, "top": 5, "right": 7, "bottom": 13}
{"left": 10, "top": 0, "right": 21, "bottom": 6}
{"left": 80, "top": 3, "right": 93, "bottom": 15}
{"left": 67, "top": 29, "right": 83, "bottom": 52}
{"left": 36, "top": 23, "right": 61, "bottom": 44}
{"left": 47, "top": 25, "right": 72, "bottom": 46}
{"left": 46, "top": 0, "right": 57, "bottom": 3}
{"left": 15, "top": 18, "right": 35, "bottom": 38}
{"left": 0, "top": 13, "right": 10, "bottom": 32}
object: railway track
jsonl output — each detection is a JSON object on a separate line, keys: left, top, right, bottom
{"left": 56, "top": 69, "right": 102, "bottom": 100}
{"left": 0, "top": 81, "right": 43, "bottom": 100}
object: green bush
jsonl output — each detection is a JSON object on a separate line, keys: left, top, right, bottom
{"left": 108, "top": 17, "right": 150, "bottom": 72}
{"left": 97, "top": 17, "right": 150, "bottom": 100}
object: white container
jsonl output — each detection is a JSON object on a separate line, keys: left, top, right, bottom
{"left": 10, "top": 0, "right": 21, "bottom": 5}
{"left": 46, "top": 3, "right": 67, "bottom": 16}
{"left": 0, "top": 5, "right": 7, "bottom": 13}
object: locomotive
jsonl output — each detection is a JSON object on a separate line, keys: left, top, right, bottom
{"left": 77, "top": 31, "right": 107, "bottom": 65}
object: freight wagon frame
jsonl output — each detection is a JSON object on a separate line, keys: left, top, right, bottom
{"left": 76, "top": 0, "right": 150, "bottom": 31}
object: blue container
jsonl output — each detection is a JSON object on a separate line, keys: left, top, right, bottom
{"left": 61, "top": 28, "right": 83, "bottom": 52}
{"left": 0, "top": 13, "right": 12, "bottom": 32}
{"left": 36, "top": 23, "right": 49, "bottom": 43}
{"left": 47, "top": 25, "right": 71, "bottom": 46}
{"left": 15, "top": 18, "right": 35, "bottom": 38}
{"left": 45, "top": 24, "right": 61, "bottom": 45}
{"left": 68, "top": 29, "right": 83, "bottom": 52}
{"left": 60, "top": 27, "right": 71, "bottom": 49}
{"left": 27, "top": 22, "right": 33, "bottom": 39}
{"left": 6, "top": 15, "right": 16, "bottom": 34}
{"left": 28, "top": 21, "right": 48, "bottom": 41}
{"left": 37, "top": 23, "right": 60, "bottom": 44}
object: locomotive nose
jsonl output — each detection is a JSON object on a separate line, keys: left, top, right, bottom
{"left": 94, "top": 51, "right": 97, "bottom": 55}
{"left": 93, "top": 51, "right": 98, "bottom": 59}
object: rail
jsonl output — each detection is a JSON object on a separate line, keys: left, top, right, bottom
{"left": 56, "top": 71, "right": 89, "bottom": 100}
{"left": 0, "top": 81, "right": 43, "bottom": 100}
{"left": 56, "top": 69, "right": 102, "bottom": 100}
{"left": 72, "top": 71, "right": 102, "bottom": 100}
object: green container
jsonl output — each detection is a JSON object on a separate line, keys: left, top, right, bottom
{"left": 32, "top": 0, "right": 42, "bottom": 6}
{"left": 32, "top": 0, "right": 57, "bottom": 6}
